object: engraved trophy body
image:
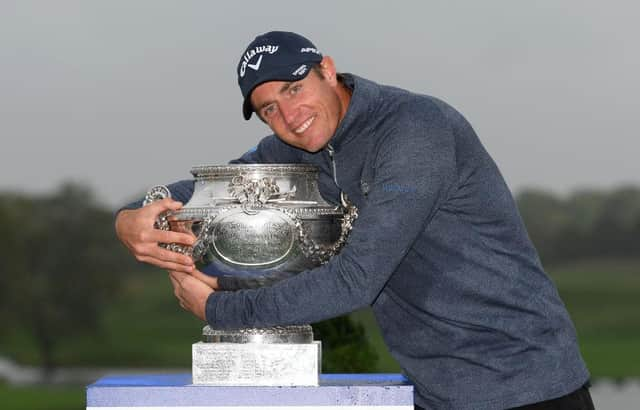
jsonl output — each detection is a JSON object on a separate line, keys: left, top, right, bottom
{"left": 144, "top": 164, "right": 357, "bottom": 386}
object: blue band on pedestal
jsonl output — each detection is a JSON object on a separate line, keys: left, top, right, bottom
{"left": 86, "top": 373, "right": 413, "bottom": 408}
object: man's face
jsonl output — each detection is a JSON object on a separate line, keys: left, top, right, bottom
{"left": 249, "top": 57, "right": 349, "bottom": 153}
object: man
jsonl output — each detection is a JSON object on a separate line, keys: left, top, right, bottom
{"left": 116, "top": 31, "right": 594, "bottom": 409}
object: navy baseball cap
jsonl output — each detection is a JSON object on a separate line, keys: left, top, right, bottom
{"left": 237, "top": 31, "right": 323, "bottom": 120}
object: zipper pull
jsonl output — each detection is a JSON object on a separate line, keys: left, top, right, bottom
{"left": 327, "top": 143, "right": 335, "bottom": 157}
{"left": 326, "top": 144, "right": 339, "bottom": 186}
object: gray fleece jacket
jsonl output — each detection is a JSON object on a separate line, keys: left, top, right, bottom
{"left": 124, "top": 74, "right": 589, "bottom": 409}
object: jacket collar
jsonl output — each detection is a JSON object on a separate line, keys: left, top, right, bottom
{"left": 326, "top": 73, "right": 381, "bottom": 152}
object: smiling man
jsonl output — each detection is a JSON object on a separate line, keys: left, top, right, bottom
{"left": 241, "top": 39, "right": 350, "bottom": 153}
{"left": 115, "top": 31, "right": 593, "bottom": 409}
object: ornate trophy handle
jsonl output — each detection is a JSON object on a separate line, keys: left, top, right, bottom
{"left": 142, "top": 185, "right": 172, "bottom": 231}
{"left": 288, "top": 192, "right": 358, "bottom": 265}
{"left": 143, "top": 185, "right": 196, "bottom": 257}
{"left": 191, "top": 215, "right": 215, "bottom": 261}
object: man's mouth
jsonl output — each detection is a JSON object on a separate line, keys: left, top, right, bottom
{"left": 294, "top": 116, "right": 315, "bottom": 134}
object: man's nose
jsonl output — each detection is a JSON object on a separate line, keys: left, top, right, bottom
{"left": 279, "top": 100, "right": 298, "bottom": 127}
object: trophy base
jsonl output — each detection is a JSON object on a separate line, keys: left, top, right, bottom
{"left": 202, "top": 324, "right": 314, "bottom": 344}
{"left": 192, "top": 340, "right": 321, "bottom": 386}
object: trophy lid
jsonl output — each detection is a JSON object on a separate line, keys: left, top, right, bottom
{"left": 181, "top": 163, "right": 338, "bottom": 213}
{"left": 191, "top": 164, "right": 319, "bottom": 178}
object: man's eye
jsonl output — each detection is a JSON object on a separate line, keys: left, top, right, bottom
{"left": 262, "top": 105, "right": 276, "bottom": 117}
{"left": 290, "top": 84, "right": 302, "bottom": 95}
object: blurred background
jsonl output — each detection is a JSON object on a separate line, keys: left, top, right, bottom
{"left": 1, "top": 1, "right": 638, "bottom": 408}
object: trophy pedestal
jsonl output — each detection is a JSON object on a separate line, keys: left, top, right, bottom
{"left": 192, "top": 325, "right": 320, "bottom": 386}
{"left": 192, "top": 341, "right": 321, "bottom": 386}
{"left": 87, "top": 373, "right": 414, "bottom": 409}
{"left": 143, "top": 166, "right": 357, "bottom": 388}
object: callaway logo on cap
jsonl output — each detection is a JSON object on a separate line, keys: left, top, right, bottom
{"left": 237, "top": 31, "right": 323, "bottom": 120}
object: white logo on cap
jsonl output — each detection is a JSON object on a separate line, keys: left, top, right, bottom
{"left": 292, "top": 65, "right": 308, "bottom": 76}
{"left": 247, "top": 55, "right": 263, "bottom": 71}
{"left": 239, "top": 45, "right": 279, "bottom": 77}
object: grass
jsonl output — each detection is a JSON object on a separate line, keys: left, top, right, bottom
{"left": 349, "top": 308, "right": 401, "bottom": 372}
{"left": 547, "top": 258, "right": 640, "bottom": 378}
{"left": 0, "top": 385, "right": 84, "bottom": 410}
{"left": 1, "top": 259, "right": 639, "bottom": 408}
{"left": 351, "top": 258, "right": 640, "bottom": 377}
{"left": 1, "top": 259, "right": 639, "bottom": 377}
{"left": 0, "top": 270, "right": 202, "bottom": 367}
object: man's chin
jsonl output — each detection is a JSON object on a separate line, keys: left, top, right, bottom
{"left": 291, "top": 137, "right": 326, "bottom": 153}
{"left": 301, "top": 142, "right": 329, "bottom": 154}
{"left": 277, "top": 133, "right": 329, "bottom": 153}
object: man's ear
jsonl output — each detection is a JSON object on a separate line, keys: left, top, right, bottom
{"left": 319, "top": 56, "right": 338, "bottom": 85}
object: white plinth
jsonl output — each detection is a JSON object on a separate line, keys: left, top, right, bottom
{"left": 192, "top": 341, "right": 321, "bottom": 386}
{"left": 86, "top": 373, "right": 415, "bottom": 409}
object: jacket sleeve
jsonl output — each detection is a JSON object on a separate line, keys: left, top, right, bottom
{"left": 205, "top": 107, "right": 457, "bottom": 328}
{"left": 115, "top": 179, "right": 195, "bottom": 214}
{"left": 230, "top": 134, "right": 303, "bottom": 164}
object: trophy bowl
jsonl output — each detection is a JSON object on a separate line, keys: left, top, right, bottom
{"left": 144, "top": 164, "right": 357, "bottom": 290}
{"left": 144, "top": 164, "right": 357, "bottom": 384}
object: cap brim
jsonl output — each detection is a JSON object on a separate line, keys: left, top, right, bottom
{"left": 243, "top": 97, "right": 255, "bottom": 120}
{"left": 241, "top": 61, "right": 319, "bottom": 120}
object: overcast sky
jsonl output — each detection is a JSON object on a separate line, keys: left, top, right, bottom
{"left": 1, "top": 1, "right": 638, "bottom": 208}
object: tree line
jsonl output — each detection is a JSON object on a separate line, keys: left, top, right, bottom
{"left": 0, "top": 184, "right": 141, "bottom": 373}
{"left": 516, "top": 185, "right": 640, "bottom": 266}
{"left": 0, "top": 183, "right": 374, "bottom": 373}
{"left": 1, "top": 183, "right": 638, "bottom": 373}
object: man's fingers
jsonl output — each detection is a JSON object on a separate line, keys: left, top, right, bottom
{"left": 152, "top": 245, "right": 195, "bottom": 266}
{"left": 167, "top": 270, "right": 211, "bottom": 321}
{"left": 148, "top": 197, "right": 183, "bottom": 213}
{"left": 153, "top": 229, "right": 196, "bottom": 246}
{"left": 134, "top": 240, "right": 194, "bottom": 267}
{"left": 168, "top": 273, "right": 186, "bottom": 307}
{"left": 169, "top": 270, "right": 188, "bottom": 282}
{"left": 140, "top": 255, "right": 194, "bottom": 272}
{"left": 189, "top": 269, "right": 219, "bottom": 289}
{"left": 117, "top": 199, "right": 199, "bottom": 273}
{"left": 168, "top": 272, "right": 180, "bottom": 292}
{"left": 168, "top": 271, "right": 189, "bottom": 291}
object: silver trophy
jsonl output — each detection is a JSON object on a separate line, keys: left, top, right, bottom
{"left": 144, "top": 164, "right": 357, "bottom": 385}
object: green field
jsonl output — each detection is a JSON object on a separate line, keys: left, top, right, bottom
{"left": 548, "top": 259, "right": 640, "bottom": 378}
{"left": 1, "top": 259, "right": 639, "bottom": 407}
{"left": 2, "top": 259, "right": 640, "bottom": 375}
{"left": 353, "top": 258, "right": 640, "bottom": 377}
{"left": 0, "top": 385, "right": 82, "bottom": 410}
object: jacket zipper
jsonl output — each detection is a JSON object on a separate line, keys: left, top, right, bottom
{"left": 327, "top": 143, "right": 349, "bottom": 208}
{"left": 327, "top": 143, "right": 339, "bottom": 187}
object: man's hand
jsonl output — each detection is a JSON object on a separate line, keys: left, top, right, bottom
{"left": 187, "top": 268, "right": 220, "bottom": 290}
{"left": 115, "top": 198, "right": 196, "bottom": 272}
{"left": 169, "top": 270, "right": 215, "bottom": 321}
